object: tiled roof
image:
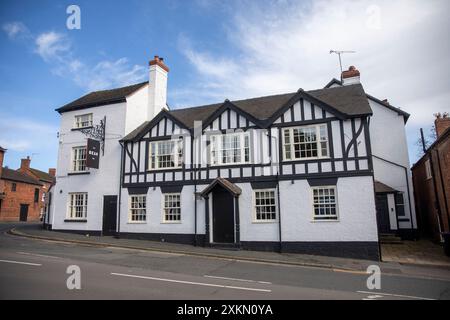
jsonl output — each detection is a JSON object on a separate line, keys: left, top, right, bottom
{"left": 56, "top": 82, "right": 148, "bottom": 113}
{"left": 1, "top": 168, "right": 42, "bottom": 186}
{"left": 29, "top": 168, "right": 55, "bottom": 183}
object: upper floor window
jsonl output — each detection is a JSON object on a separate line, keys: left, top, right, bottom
{"left": 283, "top": 124, "right": 328, "bottom": 161}
{"left": 312, "top": 186, "right": 338, "bottom": 221}
{"left": 74, "top": 113, "right": 93, "bottom": 129}
{"left": 210, "top": 132, "right": 250, "bottom": 165}
{"left": 34, "top": 188, "right": 39, "bottom": 203}
{"left": 11, "top": 183, "right": 16, "bottom": 192}
{"left": 149, "top": 139, "right": 183, "bottom": 170}
{"left": 425, "top": 159, "right": 432, "bottom": 180}
{"left": 72, "top": 146, "right": 87, "bottom": 172}
{"left": 67, "top": 192, "right": 88, "bottom": 220}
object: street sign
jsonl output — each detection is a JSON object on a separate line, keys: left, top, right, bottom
{"left": 86, "top": 138, "right": 100, "bottom": 169}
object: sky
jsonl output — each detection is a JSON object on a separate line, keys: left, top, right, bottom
{"left": 0, "top": 0, "right": 449, "bottom": 171}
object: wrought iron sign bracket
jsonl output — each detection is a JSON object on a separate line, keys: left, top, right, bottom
{"left": 80, "top": 116, "right": 106, "bottom": 155}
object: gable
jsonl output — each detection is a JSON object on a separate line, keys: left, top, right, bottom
{"left": 273, "top": 97, "right": 337, "bottom": 124}
{"left": 202, "top": 102, "right": 259, "bottom": 131}
{"left": 121, "top": 110, "right": 190, "bottom": 142}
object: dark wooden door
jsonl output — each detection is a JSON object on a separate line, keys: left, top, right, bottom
{"left": 102, "top": 195, "right": 117, "bottom": 236}
{"left": 375, "top": 194, "right": 391, "bottom": 234}
{"left": 212, "top": 187, "right": 234, "bottom": 243}
{"left": 19, "top": 204, "right": 29, "bottom": 222}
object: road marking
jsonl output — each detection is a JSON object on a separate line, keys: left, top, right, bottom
{"left": 356, "top": 290, "right": 435, "bottom": 300}
{"left": 204, "top": 275, "right": 272, "bottom": 285}
{"left": 0, "top": 259, "right": 42, "bottom": 266}
{"left": 111, "top": 272, "right": 271, "bottom": 293}
{"left": 16, "top": 251, "right": 62, "bottom": 259}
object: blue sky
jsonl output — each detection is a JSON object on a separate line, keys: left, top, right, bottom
{"left": 0, "top": 0, "right": 449, "bottom": 171}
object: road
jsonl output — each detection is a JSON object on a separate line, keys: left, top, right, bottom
{"left": 0, "top": 223, "right": 449, "bottom": 300}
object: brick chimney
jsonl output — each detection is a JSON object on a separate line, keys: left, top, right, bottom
{"left": 148, "top": 55, "right": 169, "bottom": 119}
{"left": 20, "top": 156, "right": 31, "bottom": 173}
{"left": 435, "top": 112, "right": 450, "bottom": 138}
{"left": 48, "top": 168, "right": 56, "bottom": 177}
{"left": 342, "top": 66, "right": 360, "bottom": 85}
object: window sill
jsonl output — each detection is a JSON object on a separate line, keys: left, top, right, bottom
{"left": 71, "top": 126, "right": 93, "bottom": 131}
{"left": 127, "top": 221, "right": 147, "bottom": 224}
{"left": 252, "top": 220, "right": 278, "bottom": 224}
{"left": 68, "top": 171, "right": 90, "bottom": 176}
{"left": 64, "top": 219, "right": 87, "bottom": 223}
{"left": 310, "top": 219, "right": 340, "bottom": 223}
{"left": 161, "top": 221, "right": 182, "bottom": 224}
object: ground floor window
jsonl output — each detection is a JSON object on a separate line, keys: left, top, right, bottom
{"left": 253, "top": 189, "right": 277, "bottom": 222}
{"left": 162, "top": 193, "right": 181, "bottom": 222}
{"left": 129, "top": 195, "right": 147, "bottom": 222}
{"left": 312, "top": 186, "right": 338, "bottom": 220}
{"left": 67, "top": 193, "right": 88, "bottom": 219}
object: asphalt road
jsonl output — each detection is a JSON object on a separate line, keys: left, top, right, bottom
{"left": 0, "top": 222, "right": 449, "bottom": 300}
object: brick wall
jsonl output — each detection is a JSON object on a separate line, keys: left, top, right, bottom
{"left": 412, "top": 130, "right": 450, "bottom": 241}
{"left": 0, "top": 180, "right": 41, "bottom": 221}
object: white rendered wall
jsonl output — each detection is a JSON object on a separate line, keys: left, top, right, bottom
{"left": 279, "top": 176, "right": 378, "bottom": 242}
{"left": 119, "top": 185, "right": 206, "bottom": 235}
{"left": 125, "top": 85, "right": 149, "bottom": 135}
{"left": 369, "top": 99, "right": 416, "bottom": 229}
{"left": 51, "top": 103, "right": 126, "bottom": 231}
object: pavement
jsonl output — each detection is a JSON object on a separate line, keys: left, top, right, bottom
{"left": 381, "top": 239, "right": 450, "bottom": 267}
{"left": 1, "top": 222, "right": 450, "bottom": 300}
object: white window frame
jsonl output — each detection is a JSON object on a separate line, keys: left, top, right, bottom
{"left": 128, "top": 195, "right": 147, "bottom": 223}
{"left": 425, "top": 159, "right": 432, "bottom": 180}
{"left": 71, "top": 146, "right": 87, "bottom": 172}
{"left": 148, "top": 139, "right": 183, "bottom": 170}
{"left": 252, "top": 189, "right": 278, "bottom": 223}
{"left": 210, "top": 131, "right": 251, "bottom": 166}
{"left": 282, "top": 124, "right": 329, "bottom": 161}
{"left": 74, "top": 113, "right": 93, "bottom": 129}
{"left": 311, "top": 186, "right": 339, "bottom": 221}
{"left": 162, "top": 193, "right": 181, "bottom": 223}
{"left": 66, "top": 193, "right": 88, "bottom": 220}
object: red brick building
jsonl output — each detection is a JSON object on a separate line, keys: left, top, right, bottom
{"left": 412, "top": 114, "right": 450, "bottom": 242}
{"left": 0, "top": 148, "right": 55, "bottom": 222}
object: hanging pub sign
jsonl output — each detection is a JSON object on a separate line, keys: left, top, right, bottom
{"left": 86, "top": 138, "right": 100, "bottom": 169}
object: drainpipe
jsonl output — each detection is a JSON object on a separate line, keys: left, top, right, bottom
{"left": 267, "top": 130, "right": 282, "bottom": 252}
{"left": 116, "top": 141, "right": 124, "bottom": 238}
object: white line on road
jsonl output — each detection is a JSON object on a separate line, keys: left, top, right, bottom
{"left": 204, "top": 275, "right": 272, "bottom": 285}
{"left": 356, "top": 290, "right": 435, "bottom": 300}
{"left": 111, "top": 272, "right": 271, "bottom": 293}
{"left": 16, "top": 251, "right": 62, "bottom": 259}
{"left": 0, "top": 259, "right": 42, "bottom": 266}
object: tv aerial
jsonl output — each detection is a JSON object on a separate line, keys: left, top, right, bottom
{"left": 329, "top": 50, "right": 356, "bottom": 77}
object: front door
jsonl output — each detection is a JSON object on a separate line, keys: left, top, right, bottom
{"left": 212, "top": 186, "right": 235, "bottom": 243}
{"left": 375, "top": 194, "right": 391, "bottom": 234}
{"left": 19, "top": 204, "right": 28, "bottom": 222}
{"left": 102, "top": 195, "right": 117, "bottom": 236}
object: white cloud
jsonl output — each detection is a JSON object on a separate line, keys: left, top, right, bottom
{"left": 176, "top": 0, "right": 450, "bottom": 162}
{"left": 35, "top": 31, "right": 71, "bottom": 62}
{"left": 2, "top": 21, "right": 29, "bottom": 39}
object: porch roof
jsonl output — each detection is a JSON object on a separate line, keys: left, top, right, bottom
{"left": 374, "top": 181, "right": 399, "bottom": 194}
{"left": 201, "top": 177, "right": 242, "bottom": 198}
